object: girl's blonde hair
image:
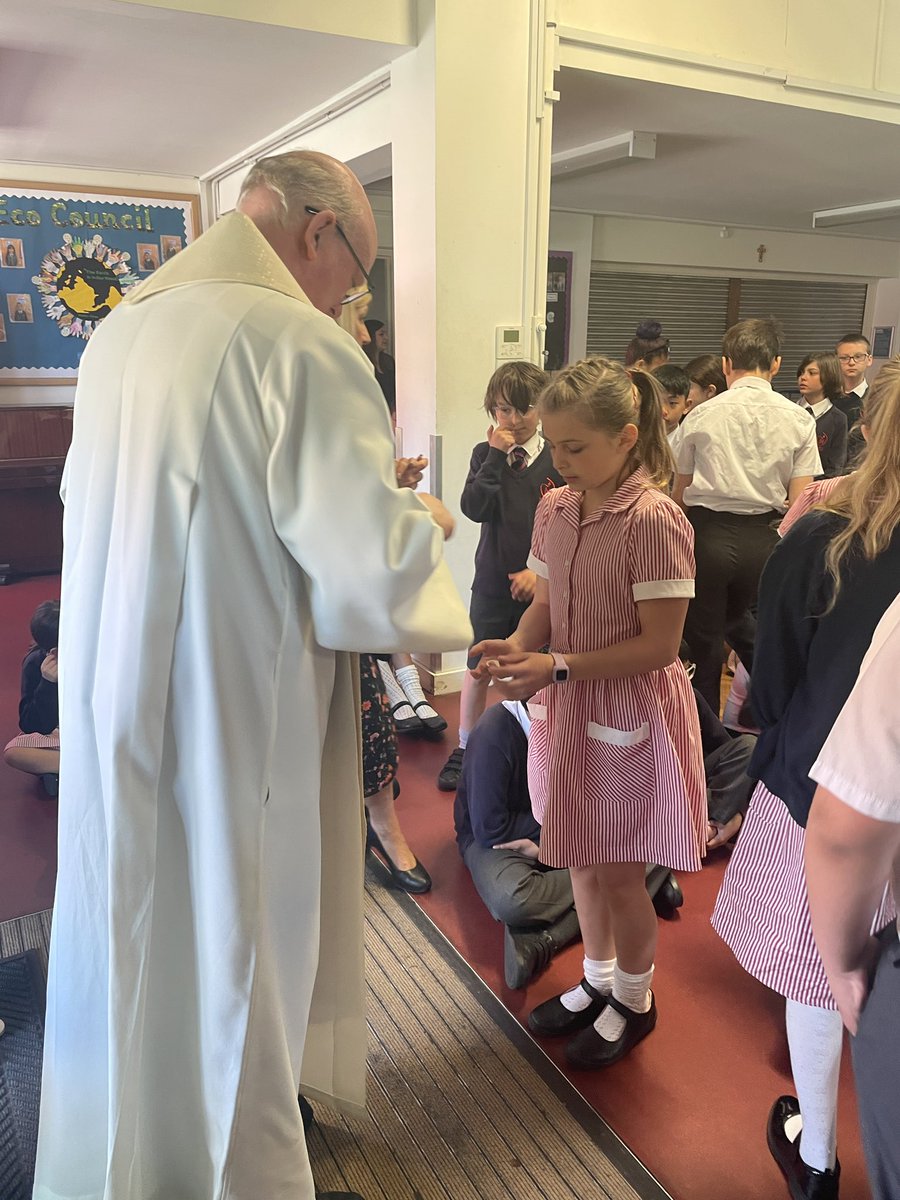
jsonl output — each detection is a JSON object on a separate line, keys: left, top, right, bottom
{"left": 337, "top": 293, "right": 371, "bottom": 346}
{"left": 538, "top": 356, "right": 674, "bottom": 488}
{"left": 822, "top": 356, "right": 900, "bottom": 600}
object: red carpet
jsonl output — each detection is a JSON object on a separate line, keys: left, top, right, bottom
{"left": 0, "top": 577, "right": 60, "bottom": 922}
{"left": 0, "top": 588, "right": 872, "bottom": 1197}
{"left": 394, "top": 691, "right": 872, "bottom": 1200}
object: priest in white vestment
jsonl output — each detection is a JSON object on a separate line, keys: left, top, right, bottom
{"left": 33, "top": 151, "right": 472, "bottom": 1200}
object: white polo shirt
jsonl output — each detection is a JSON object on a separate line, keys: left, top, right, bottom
{"left": 811, "top": 594, "right": 900, "bottom": 824}
{"left": 676, "top": 376, "right": 822, "bottom": 514}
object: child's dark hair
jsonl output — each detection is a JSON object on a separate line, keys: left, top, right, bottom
{"left": 539, "top": 357, "right": 674, "bottom": 488}
{"left": 30, "top": 600, "right": 59, "bottom": 652}
{"left": 623, "top": 320, "right": 669, "bottom": 369}
{"left": 653, "top": 363, "right": 690, "bottom": 399}
{"left": 836, "top": 333, "right": 871, "bottom": 353}
{"left": 797, "top": 352, "right": 843, "bottom": 403}
{"left": 683, "top": 353, "right": 726, "bottom": 397}
{"left": 483, "top": 362, "right": 549, "bottom": 416}
{"left": 722, "top": 317, "right": 783, "bottom": 372}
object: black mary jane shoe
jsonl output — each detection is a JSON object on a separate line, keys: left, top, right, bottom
{"left": 411, "top": 700, "right": 448, "bottom": 734}
{"left": 527, "top": 978, "right": 607, "bottom": 1036}
{"left": 565, "top": 993, "right": 657, "bottom": 1069}
{"left": 391, "top": 701, "right": 426, "bottom": 735}
{"left": 767, "top": 1095, "right": 841, "bottom": 1200}
{"left": 365, "top": 813, "right": 432, "bottom": 894}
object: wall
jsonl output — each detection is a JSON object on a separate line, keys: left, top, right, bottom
{"left": 590, "top": 214, "right": 900, "bottom": 279}
{"left": 0, "top": 162, "right": 199, "bottom": 408}
{"left": 869, "top": 277, "right": 900, "bottom": 364}
{"left": 558, "top": 0, "right": 900, "bottom": 124}
{"left": 548, "top": 211, "right": 593, "bottom": 361}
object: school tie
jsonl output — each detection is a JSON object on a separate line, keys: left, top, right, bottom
{"left": 509, "top": 446, "right": 529, "bottom": 472}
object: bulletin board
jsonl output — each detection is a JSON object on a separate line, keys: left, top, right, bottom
{"left": 0, "top": 182, "right": 200, "bottom": 384}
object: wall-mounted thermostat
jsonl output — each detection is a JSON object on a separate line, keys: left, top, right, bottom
{"left": 495, "top": 326, "right": 527, "bottom": 361}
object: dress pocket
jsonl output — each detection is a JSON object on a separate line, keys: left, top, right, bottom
{"left": 526, "top": 695, "right": 551, "bottom": 823}
{"left": 584, "top": 721, "right": 655, "bottom": 806}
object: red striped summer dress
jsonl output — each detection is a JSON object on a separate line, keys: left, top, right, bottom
{"left": 711, "top": 475, "right": 894, "bottom": 1009}
{"left": 525, "top": 467, "right": 706, "bottom": 872}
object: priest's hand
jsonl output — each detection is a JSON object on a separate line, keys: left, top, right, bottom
{"left": 396, "top": 455, "right": 428, "bottom": 489}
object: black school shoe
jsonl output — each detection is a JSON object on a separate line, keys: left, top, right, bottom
{"left": 527, "top": 978, "right": 606, "bottom": 1036}
{"left": 437, "top": 746, "right": 465, "bottom": 791}
{"left": 766, "top": 1095, "right": 841, "bottom": 1200}
{"left": 565, "top": 993, "right": 657, "bottom": 1069}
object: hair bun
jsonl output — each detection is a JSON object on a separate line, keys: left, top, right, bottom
{"left": 636, "top": 319, "right": 663, "bottom": 340}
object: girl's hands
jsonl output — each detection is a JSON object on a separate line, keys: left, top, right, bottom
{"left": 40, "top": 649, "right": 58, "bottom": 683}
{"left": 468, "top": 638, "right": 514, "bottom": 679}
{"left": 479, "top": 651, "right": 554, "bottom": 698}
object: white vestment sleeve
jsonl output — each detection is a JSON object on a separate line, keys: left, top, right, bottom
{"left": 264, "top": 318, "right": 472, "bottom": 654}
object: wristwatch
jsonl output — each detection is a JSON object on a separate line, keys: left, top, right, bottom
{"left": 549, "top": 652, "right": 570, "bottom": 683}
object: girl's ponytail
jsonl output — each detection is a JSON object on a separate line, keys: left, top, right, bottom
{"left": 629, "top": 368, "right": 675, "bottom": 488}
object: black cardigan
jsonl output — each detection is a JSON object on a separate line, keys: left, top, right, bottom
{"left": 749, "top": 510, "right": 900, "bottom": 826}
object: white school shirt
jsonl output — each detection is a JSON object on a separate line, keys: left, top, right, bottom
{"left": 676, "top": 376, "right": 822, "bottom": 514}
{"left": 811, "top": 594, "right": 900, "bottom": 825}
{"left": 804, "top": 398, "right": 834, "bottom": 419}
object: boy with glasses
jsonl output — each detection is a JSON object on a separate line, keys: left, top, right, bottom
{"left": 437, "top": 363, "right": 562, "bottom": 791}
{"left": 835, "top": 334, "right": 873, "bottom": 429}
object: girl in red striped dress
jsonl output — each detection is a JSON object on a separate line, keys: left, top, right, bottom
{"left": 711, "top": 365, "right": 899, "bottom": 1200}
{"left": 473, "top": 357, "right": 706, "bottom": 1069}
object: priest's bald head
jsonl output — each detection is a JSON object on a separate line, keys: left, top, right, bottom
{"left": 237, "top": 150, "right": 377, "bottom": 319}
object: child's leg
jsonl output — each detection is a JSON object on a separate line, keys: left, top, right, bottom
{"left": 558, "top": 864, "right": 616, "bottom": 1012}
{"left": 392, "top": 653, "right": 446, "bottom": 730}
{"left": 785, "top": 998, "right": 842, "bottom": 1172}
{"left": 3, "top": 744, "right": 60, "bottom": 777}
{"left": 459, "top": 668, "right": 490, "bottom": 747}
{"left": 593, "top": 861, "right": 657, "bottom": 1041}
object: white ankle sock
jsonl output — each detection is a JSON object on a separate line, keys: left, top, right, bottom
{"left": 560, "top": 956, "right": 616, "bottom": 1011}
{"left": 594, "top": 964, "right": 654, "bottom": 1042}
{"left": 395, "top": 664, "right": 439, "bottom": 720}
{"left": 378, "top": 661, "right": 417, "bottom": 721}
{"left": 458, "top": 729, "right": 469, "bottom": 750}
{"left": 785, "top": 998, "right": 842, "bottom": 1172}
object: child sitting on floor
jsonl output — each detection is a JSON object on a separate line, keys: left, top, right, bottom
{"left": 3, "top": 599, "right": 60, "bottom": 796}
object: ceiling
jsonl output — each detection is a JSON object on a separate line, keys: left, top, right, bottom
{"left": 551, "top": 69, "right": 900, "bottom": 239}
{"left": 0, "top": 0, "right": 406, "bottom": 178}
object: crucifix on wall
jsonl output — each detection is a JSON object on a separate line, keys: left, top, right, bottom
{"left": 756, "top": 244, "right": 767, "bottom": 263}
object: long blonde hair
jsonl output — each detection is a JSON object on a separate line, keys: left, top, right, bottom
{"left": 539, "top": 356, "right": 674, "bottom": 488}
{"left": 823, "top": 356, "right": 900, "bottom": 600}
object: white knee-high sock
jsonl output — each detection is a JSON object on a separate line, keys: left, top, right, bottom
{"left": 560, "top": 956, "right": 616, "bottom": 1011}
{"left": 377, "top": 661, "right": 417, "bottom": 721}
{"left": 785, "top": 999, "right": 842, "bottom": 1172}
{"left": 594, "top": 964, "right": 654, "bottom": 1042}
{"left": 394, "top": 664, "right": 440, "bottom": 720}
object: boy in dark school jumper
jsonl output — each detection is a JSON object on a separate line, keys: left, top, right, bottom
{"left": 437, "top": 362, "right": 562, "bottom": 791}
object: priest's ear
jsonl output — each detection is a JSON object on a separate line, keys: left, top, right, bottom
{"left": 300, "top": 208, "right": 336, "bottom": 263}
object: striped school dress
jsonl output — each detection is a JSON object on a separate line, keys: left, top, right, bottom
{"left": 525, "top": 468, "right": 706, "bottom": 871}
{"left": 712, "top": 782, "right": 894, "bottom": 1008}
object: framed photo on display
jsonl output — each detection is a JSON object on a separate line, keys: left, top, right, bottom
{"left": 0, "top": 181, "right": 200, "bottom": 384}
{"left": 872, "top": 325, "right": 894, "bottom": 358}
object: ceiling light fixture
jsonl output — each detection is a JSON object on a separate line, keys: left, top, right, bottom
{"left": 812, "top": 199, "right": 900, "bottom": 229}
{"left": 551, "top": 131, "right": 657, "bottom": 178}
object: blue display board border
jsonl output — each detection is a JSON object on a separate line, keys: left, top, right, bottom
{"left": 0, "top": 181, "right": 200, "bottom": 386}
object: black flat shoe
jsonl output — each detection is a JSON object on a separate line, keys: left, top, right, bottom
{"left": 565, "top": 993, "right": 657, "bottom": 1069}
{"left": 390, "top": 700, "right": 425, "bottom": 735}
{"left": 652, "top": 873, "right": 684, "bottom": 918}
{"left": 767, "top": 1095, "right": 841, "bottom": 1200}
{"left": 437, "top": 747, "right": 465, "bottom": 791}
{"left": 366, "top": 818, "right": 432, "bottom": 894}
{"left": 299, "top": 1094, "right": 315, "bottom": 1134}
{"left": 527, "top": 978, "right": 606, "bottom": 1036}
{"left": 411, "top": 700, "right": 448, "bottom": 733}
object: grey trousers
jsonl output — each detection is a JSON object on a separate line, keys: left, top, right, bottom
{"left": 851, "top": 924, "right": 900, "bottom": 1200}
{"left": 462, "top": 841, "right": 575, "bottom": 930}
